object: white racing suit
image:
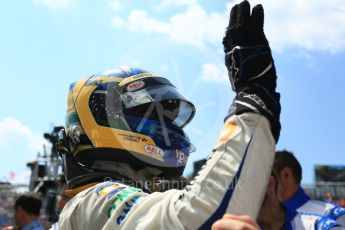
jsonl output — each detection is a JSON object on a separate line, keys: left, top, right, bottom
{"left": 284, "top": 187, "right": 345, "bottom": 227}
{"left": 285, "top": 208, "right": 344, "bottom": 230}
{"left": 56, "top": 113, "right": 276, "bottom": 230}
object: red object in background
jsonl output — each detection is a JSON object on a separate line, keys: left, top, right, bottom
{"left": 7, "top": 171, "right": 15, "bottom": 182}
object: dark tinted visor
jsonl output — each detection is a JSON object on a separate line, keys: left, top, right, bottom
{"left": 122, "top": 85, "right": 195, "bottom": 128}
{"left": 125, "top": 115, "right": 195, "bottom": 153}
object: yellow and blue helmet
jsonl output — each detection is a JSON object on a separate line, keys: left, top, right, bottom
{"left": 61, "top": 67, "right": 195, "bottom": 188}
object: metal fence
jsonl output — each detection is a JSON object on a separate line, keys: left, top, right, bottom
{"left": 303, "top": 182, "right": 345, "bottom": 200}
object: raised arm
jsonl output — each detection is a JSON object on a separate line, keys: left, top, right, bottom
{"left": 116, "top": 1, "right": 281, "bottom": 229}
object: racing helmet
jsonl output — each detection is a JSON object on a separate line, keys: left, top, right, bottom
{"left": 59, "top": 67, "right": 196, "bottom": 188}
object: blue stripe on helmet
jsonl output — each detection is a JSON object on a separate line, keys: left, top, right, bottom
{"left": 69, "top": 82, "right": 77, "bottom": 90}
{"left": 95, "top": 67, "right": 150, "bottom": 78}
{"left": 128, "top": 68, "right": 149, "bottom": 76}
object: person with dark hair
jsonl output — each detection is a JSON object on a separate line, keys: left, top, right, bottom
{"left": 273, "top": 150, "right": 345, "bottom": 226}
{"left": 257, "top": 173, "right": 343, "bottom": 230}
{"left": 3, "top": 193, "right": 44, "bottom": 230}
{"left": 272, "top": 150, "right": 302, "bottom": 202}
{"left": 212, "top": 172, "right": 344, "bottom": 230}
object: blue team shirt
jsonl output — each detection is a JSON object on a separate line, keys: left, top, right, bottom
{"left": 283, "top": 187, "right": 345, "bottom": 226}
{"left": 22, "top": 220, "right": 44, "bottom": 230}
{"left": 284, "top": 208, "right": 342, "bottom": 230}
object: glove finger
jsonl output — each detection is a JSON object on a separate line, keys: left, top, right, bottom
{"left": 229, "top": 3, "right": 238, "bottom": 30}
{"left": 223, "top": 4, "right": 238, "bottom": 52}
{"left": 237, "top": 1, "right": 250, "bottom": 28}
{"left": 236, "top": 0, "right": 250, "bottom": 43}
{"left": 250, "top": 4, "right": 265, "bottom": 40}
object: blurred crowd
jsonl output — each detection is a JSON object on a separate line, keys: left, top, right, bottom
{"left": 0, "top": 150, "right": 344, "bottom": 229}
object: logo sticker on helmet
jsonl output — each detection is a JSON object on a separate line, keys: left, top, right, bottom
{"left": 126, "top": 81, "right": 145, "bottom": 92}
{"left": 144, "top": 145, "right": 164, "bottom": 158}
{"left": 176, "top": 150, "right": 186, "bottom": 166}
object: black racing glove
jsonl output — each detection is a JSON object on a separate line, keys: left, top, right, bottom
{"left": 223, "top": 0, "right": 281, "bottom": 142}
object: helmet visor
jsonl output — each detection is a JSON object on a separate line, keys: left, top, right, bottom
{"left": 125, "top": 115, "right": 195, "bottom": 167}
{"left": 121, "top": 85, "right": 195, "bottom": 128}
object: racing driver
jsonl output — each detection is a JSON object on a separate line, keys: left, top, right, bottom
{"left": 55, "top": 1, "right": 281, "bottom": 229}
